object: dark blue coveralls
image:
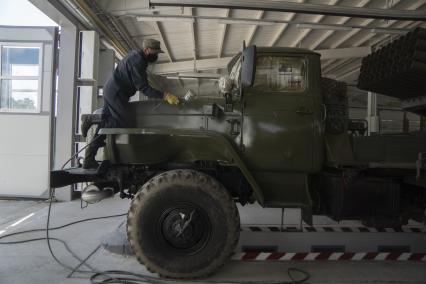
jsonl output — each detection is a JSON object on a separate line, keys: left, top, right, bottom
{"left": 102, "top": 49, "right": 164, "bottom": 127}
{"left": 85, "top": 50, "right": 164, "bottom": 167}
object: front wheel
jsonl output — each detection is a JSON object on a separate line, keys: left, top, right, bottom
{"left": 126, "top": 170, "right": 240, "bottom": 279}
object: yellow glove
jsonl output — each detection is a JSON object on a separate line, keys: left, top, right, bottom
{"left": 164, "top": 92, "right": 179, "bottom": 105}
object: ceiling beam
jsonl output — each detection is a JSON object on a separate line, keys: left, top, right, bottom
{"left": 65, "top": 0, "right": 128, "bottom": 56}
{"left": 326, "top": 18, "right": 376, "bottom": 49}
{"left": 134, "top": 14, "right": 412, "bottom": 35}
{"left": 308, "top": 0, "right": 371, "bottom": 50}
{"left": 153, "top": 57, "right": 233, "bottom": 74}
{"left": 187, "top": 7, "right": 197, "bottom": 62}
{"left": 150, "top": 0, "right": 426, "bottom": 21}
{"left": 269, "top": 0, "right": 304, "bottom": 47}
{"left": 322, "top": 2, "right": 423, "bottom": 77}
{"left": 317, "top": 47, "right": 371, "bottom": 60}
{"left": 322, "top": 59, "right": 350, "bottom": 74}
{"left": 321, "top": 59, "right": 337, "bottom": 70}
{"left": 85, "top": 0, "right": 139, "bottom": 50}
{"left": 218, "top": 9, "right": 230, "bottom": 57}
{"left": 369, "top": 21, "right": 423, "bottom": 50}
{"left": 323, "top": 58, "right": 361, "bottom": 75}
{"left": 336, "top": 65, "right": 362, "bottom": 82}
{"left": 96, "top": 0, "right": 150, "bottom": 13}
{"left": 290, "top": 0, "right": 340, "bottom": 48}
{"left": 326, "top": 0, "right": 403, "bottom": 50}
{"left": 334, "top": 59, "right": 363, "bottom": 76}
{"left": 153, "top": 46, "right": 371, "bottom": 74}
{"left": 245, "top": 10, "right": 265, "bottom": 46}
{"left": 317, "top": 46, "right": 370, "bottom": 71}
{"left": 152, "top": 21, "right": 174, "bottom": 62}
{"left": 176, "top": 72, "right": 222, "bottom": 79}
{"left": 329, "top": 21, "right": 422, "bottom": 81}
{"left": 290, "top": 15, "right": 324, "bottom": 47}
{"left": 350, "top": 7, "right": 424, "bottom": 48}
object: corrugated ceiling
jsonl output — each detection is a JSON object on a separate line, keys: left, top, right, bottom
{"left": 94, "top": 0, "right": 426, "bottom": 83}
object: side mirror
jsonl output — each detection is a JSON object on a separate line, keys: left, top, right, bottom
{"left": 241, "top": 45, "right": 257, "bottom": 88}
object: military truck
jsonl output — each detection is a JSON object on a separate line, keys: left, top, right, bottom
{"left": 52, "top": 45, "right": 426, "bottom": 279}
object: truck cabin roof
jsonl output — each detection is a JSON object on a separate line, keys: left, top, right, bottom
{"left": 227, "top": 46, "right": 320, "bottom": 73}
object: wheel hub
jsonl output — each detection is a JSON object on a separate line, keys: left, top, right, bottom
{"left": 160, "top": 206, "right": 208, "bottom": 250}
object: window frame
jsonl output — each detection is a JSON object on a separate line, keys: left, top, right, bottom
{"left": 252, "top": 55, "right": 308, "bottom": 94}
{"left": 0, "top": 42, "right": 43, "bottom": 113}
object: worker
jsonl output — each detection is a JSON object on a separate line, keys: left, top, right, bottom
{"left": 81, "top": 39, "right": 179, "bottom": 169}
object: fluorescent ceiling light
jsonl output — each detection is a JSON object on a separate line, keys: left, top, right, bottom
{"left": 136, "top": 16, "right": 194, "bottom": 23}
{"left": 216, "top": 19, "right": 274, "bottom": 26}
{"left": 297, "top": 23, "right": 352, "bottom": 31}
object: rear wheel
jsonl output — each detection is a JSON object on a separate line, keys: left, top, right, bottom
{"left": 126, "top": 170, "right": 240, "bottom": 279}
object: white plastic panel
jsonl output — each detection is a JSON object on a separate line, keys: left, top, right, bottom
{"left": 0, "top": 114, "right": 50, "bottom": 197}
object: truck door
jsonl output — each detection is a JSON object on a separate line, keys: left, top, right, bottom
{"left": 242, "top": 55, "right": 316, "bottom": 173}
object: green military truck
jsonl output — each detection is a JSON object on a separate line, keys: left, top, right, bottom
{"left": 52, "top": 45, "right": 426, "bottom": 278}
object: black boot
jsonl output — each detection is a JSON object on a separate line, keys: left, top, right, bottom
{"left": 81, "top": 114, "right": 103, "bottom": 137}
{"left": 83, "top": 144, "right": 99, "bottom": 169}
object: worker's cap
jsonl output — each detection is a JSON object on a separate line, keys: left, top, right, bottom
{"left": 142, "top": 39, "right": 164, "bottom": 53}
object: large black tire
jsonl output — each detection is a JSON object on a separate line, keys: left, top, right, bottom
{"left": 126, "top": 170, "right": 240, "bottom": 279}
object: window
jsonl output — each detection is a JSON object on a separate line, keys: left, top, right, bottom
{"left": 0, "top": 44, "right": 42, "bottom": 112}
{"left": 253, "top": 56, "right": 306, "bottom": 92}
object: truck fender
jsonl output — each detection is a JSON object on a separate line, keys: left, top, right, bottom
{"left": 99, "top": 128, "right": 265, "bottom": 205}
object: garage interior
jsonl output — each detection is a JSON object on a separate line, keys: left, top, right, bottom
{"left": 0, "top": 0, "right": 425, "bottom": 283}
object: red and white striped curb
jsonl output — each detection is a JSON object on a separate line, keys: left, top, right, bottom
{"left": 241, "top": 226, "right": 425, "bottom": 233}
{"left": 232, "top": 252, "right": 426, "bottom": 261}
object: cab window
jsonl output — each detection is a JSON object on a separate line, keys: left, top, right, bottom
{"left": 252, "top": 56, "right": 306, "bottom": 92}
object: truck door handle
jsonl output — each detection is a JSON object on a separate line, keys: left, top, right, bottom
{"left": 295, "top": 108, "right": 313, "bottom": 115}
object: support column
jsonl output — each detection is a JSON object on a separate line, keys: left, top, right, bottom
{"left": 54, "top": 24, "right": 78, "bottom": 201}
{"left": 78, "top": 31, "right": 100, "bottom": 130}
{"left": 366, "top": 91, "right": 380, "bottom": 135}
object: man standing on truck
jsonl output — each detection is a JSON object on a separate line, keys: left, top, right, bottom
{"left": 81, "top": 39, "right": 180, "bottom": 169}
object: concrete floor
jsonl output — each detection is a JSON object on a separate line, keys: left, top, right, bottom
{"left": 0, "top": 199, "right": 48, "bottom": 227}
{"left": 0, "top": 196, "right": 425, "bottom": 284}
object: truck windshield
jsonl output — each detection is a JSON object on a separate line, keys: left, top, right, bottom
{"left": 252, "top": 56, "right": 306, "bottom": 92}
